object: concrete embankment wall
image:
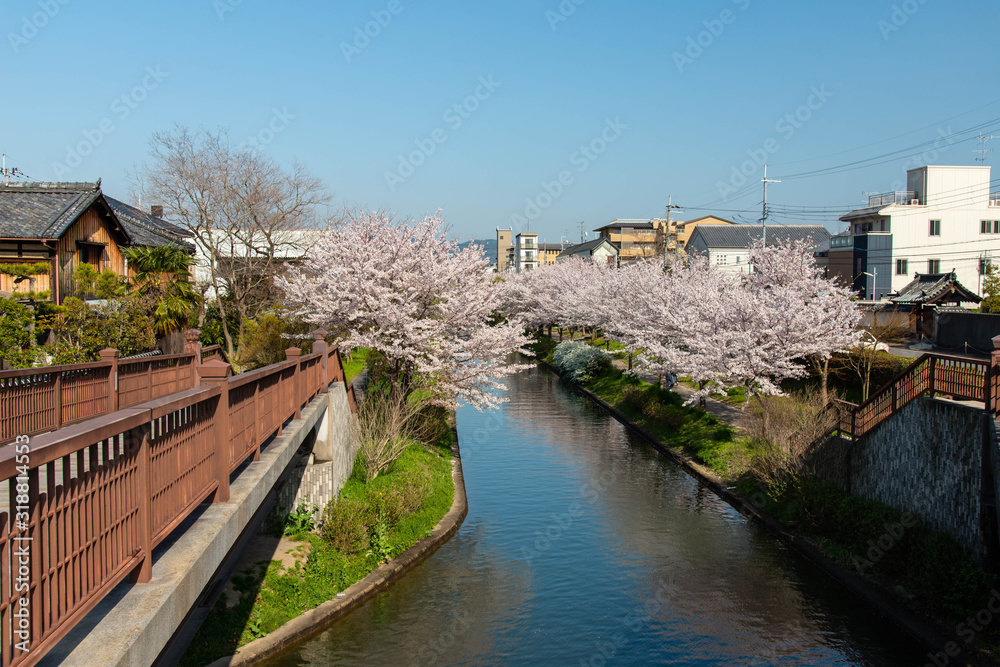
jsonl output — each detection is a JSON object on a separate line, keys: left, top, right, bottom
{"left": 807, "top": 397, "right": 987, "bottom": 558}
{"left": 41, "top": 382, "right": 359, "bottom": 667}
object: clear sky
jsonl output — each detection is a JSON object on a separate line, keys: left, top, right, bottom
{"left": 2, "top": 0, "right": 998, "bottom": 243}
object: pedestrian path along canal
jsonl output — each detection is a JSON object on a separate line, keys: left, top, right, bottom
{"left": 262, "top": 365, "right": 925, "bottom": 665}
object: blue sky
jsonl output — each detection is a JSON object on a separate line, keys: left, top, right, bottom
{"left": 2, "top": 0, "right": 998, "bottom": 243}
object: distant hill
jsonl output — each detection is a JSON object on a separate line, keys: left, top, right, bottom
{"left": 457, "top": 238, "right": 499, "bottom": 262}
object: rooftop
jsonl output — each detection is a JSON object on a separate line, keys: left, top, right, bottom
{"left": 687, "top": 224, "right": 831, "bottom": 249}
{"left": 890, "top": 271, "right": 981, "bottom": 305}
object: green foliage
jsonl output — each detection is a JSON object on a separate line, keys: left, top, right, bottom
{"left": 552, "top": 341, "right": 613, "bottom": 383}
{"left": 199, "top": 301, "right": 238, "bottom": 347}
{"left": 342, "top": 347, "right": 369, "bottom": 383}
{"left": 237, "top": 310, "right": 313, "bottom": 370}
{"left": 73, "top": 264, "right": 127, "bottom": 299}
{"left": 123, "top": 245, "right": 201, "bottom": 335}
{"left": 982, "top": 264, "right": 1000, "bottom": 313}
{"left": 0, "top": 297, "right": 39, "bottom": 368}
{"left": 0, "top": 261, "right": 50, "bottom": 278}
{"left": 281, "top": 500, "right": 319, "bottom": 537}
{"left": 527, "top": 331, "right": 557, "bottom": 359}
{"left": 48, "top": 296, "right": 155, "bottom": 362}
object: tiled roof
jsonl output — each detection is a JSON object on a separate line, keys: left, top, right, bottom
{"left": 106, "top": 198, "right": 196, "bottom": 252}
{"left": 687, "top": 224, "right": 831, "bottom": 249}
{"left": 0, "top": 181, "right": 106, "bottom": 239}
{"left": 557, "top": 238, "right": 617, "bottom": 258}
{"left": 890, "top": 271, "right": 982, "bottom": 305}
{"left": 595, "top": 219, "right": 655, "bottom": 231}
{"left": 839, "top": 205, "right": 889, "bottom": 221}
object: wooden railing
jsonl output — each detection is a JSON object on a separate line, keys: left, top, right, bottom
{"left": 0, "top": 330, "right": 353, "bottom": 666}
{"left": 200, "top": 345, "right": 228, "bottom": 365}
{"left": 834, "top": 353, "right": 992, "bottom": 440}
{"left": 0, "top": 352, "right": 198, "bottom": 447}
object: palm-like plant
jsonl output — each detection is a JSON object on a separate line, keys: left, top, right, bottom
{"left": 123, "top": 245, "right": 202, "bottom": 335}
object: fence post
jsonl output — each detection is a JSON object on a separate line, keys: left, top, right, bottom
{"left": 286, "top": 347, "right": 302, "bottom": 420}
{"left": 313, "top": 329, "right": 329, "bottom": 392}
{"left": 199, "top": 360, "right": 232, "bottom": 502}
{"left": 184, "top": 328, "right": 202, "bottom": 388}
{"left": 129, "top": 423, "right": 153, "bottom": 583}
{"left": 99, "top": 348, "right": 119, "bottom": 412}
{"left": 928, "top": 356, "right": 937, "bottom": 399}
{"left": 991, "top": 336, "right": 1000, "bottom": 413}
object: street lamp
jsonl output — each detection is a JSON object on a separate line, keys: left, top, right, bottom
{"left": 860, "top": 269, "right": 877, "bottom": 301}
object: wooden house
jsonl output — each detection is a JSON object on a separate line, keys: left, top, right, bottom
{"left": 0, "top": 181, "right": 193, "bottom": 303}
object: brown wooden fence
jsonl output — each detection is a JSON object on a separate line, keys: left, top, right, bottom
{"left": 834, "top": 352, "right": 993, "bottom": 440}
{"left": 0, "top": 341, "right": 246, "bottom": 448}
{"left": 0, "top": 331, "right": 354, "bottom": 666}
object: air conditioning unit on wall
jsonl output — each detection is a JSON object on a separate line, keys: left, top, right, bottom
{"left": 910, "top": 198, "right": 919, "bottom": 205}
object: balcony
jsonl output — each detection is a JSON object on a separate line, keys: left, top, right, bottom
{"left": 868, "top": 191, "right": 918, "bottom": 207}
{"left": 990, "top": 193, "right": 1000, "bottom": 207}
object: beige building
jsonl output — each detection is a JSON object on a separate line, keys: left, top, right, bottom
{"left": 594, "top": 219, "right": 666, "bottom": 263}
{"left": 496, "top": 227, "right": 513, "bottom": 272}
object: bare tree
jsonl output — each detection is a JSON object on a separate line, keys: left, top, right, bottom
{"left": 841, "top": 309, "right": 910, "bottom": 401}
{"left": 131, "top": 126, "right": 332, "bottom": 359}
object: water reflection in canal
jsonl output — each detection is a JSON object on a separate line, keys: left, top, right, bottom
{"left": 262, "top": 365, "right": 924, "bottom": 666}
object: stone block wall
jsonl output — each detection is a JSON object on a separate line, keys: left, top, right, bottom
{"left": 274, "top": 382, "right": 359, "bottom": 523}
{"left": 809, "top": 398, "right": 986, "bottom": 557}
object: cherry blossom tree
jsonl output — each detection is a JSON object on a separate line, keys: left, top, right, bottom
{"left": 279, "top": 210, "right": 531, "bottom": 410}
{"left": 604, "top": 241, "right": 859, "bottom": 407}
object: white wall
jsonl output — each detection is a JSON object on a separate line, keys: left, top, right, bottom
{"left": 883, "top": 166, "right": 999, "bottom": 297}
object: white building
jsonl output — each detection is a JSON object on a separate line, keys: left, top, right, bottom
{"left": 837, "top": 165, "right": 1000, "bottom": 301}
{"left": 556, "top": 238, "right": 619, "bottom": 267}
{"left": 684, "top": 224, "right": 831, "bottom": 274}
{"left": 514, "top": 232, "right": 538, "bottom": 272}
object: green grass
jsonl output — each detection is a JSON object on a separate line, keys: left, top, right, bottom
{"left": 575, "top": 364, "right": 755, "bottom": 482}
{"left": 180, "top": 424, "right": 454, "bottom": 666}
{"left": 342, "top": 347, "right": 369, "bottom": 382}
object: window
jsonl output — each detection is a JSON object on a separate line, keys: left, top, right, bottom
{"left": 929, "top": 219, "right": 941, "bottom": 236}
{"left": 982, "top": 220, "right": 1000, "bottom": 234}
{"left": 735, "top": 256, "right": 742, "bottom": 264}
{"left": 896, "top": 259, "right": 908, "bottom": 275}
{"left": 928, "top": 259, "right": 941, "bottom": 274}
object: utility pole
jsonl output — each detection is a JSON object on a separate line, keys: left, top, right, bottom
{"left": 663, "top": 195, "right": 682, "bottom": 265}
{"left": 975, "top": 134, "right": 996, "bottom": 164}
{"left": 577, "top": 220, "right": 587, "bottom": 243}
{"left": 761, "top": 165, "right": 780, "bottom": 247}
{"left": 1, "top": 155, "right": 23, "bottom": 185}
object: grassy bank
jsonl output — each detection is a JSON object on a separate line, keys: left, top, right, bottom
{"left": 180, "top": 421, "right": 455, "bottom": 666}
{"left": 542, "top": 337, "right": 997, "bottom": 655}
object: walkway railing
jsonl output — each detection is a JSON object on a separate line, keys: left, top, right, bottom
{"left": 834, "top": 352, "right": 993, "bottom": 441}
{"left": 0, "top": 329, "right": 354, "bottom": 667}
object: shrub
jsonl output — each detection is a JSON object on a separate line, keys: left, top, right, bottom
{"left": 320, "top": 497, "right": 371, "bottom": 554}
{"left": 552, "top": 341, "right": 613, "bottom": 383}
{"left": 354, "top": 390, "right": 427, "bottom": 481}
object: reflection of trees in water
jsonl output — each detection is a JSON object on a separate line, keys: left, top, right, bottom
{"left": 509, "top": 368, "right": 878, "bottom": 663}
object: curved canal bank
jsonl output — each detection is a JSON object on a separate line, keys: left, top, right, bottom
{"left": 259, "top": 365, "right": 929, "bottom": 665}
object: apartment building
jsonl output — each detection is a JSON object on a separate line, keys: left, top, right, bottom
{"left": 834, "top": 165, "right": 1000, "bottom": 301}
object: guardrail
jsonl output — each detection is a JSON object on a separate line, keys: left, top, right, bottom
{"left": 0, "top": 352, "right": 199, "bottom": 447}
{"left": 834, "top": 353, "right": 992, "bottom": 440}
{"left": 0, "top": 329, "right": 353, "bottom": 666}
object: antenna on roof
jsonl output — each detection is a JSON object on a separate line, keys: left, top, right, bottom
{"left": 974, "top": 134, "right": 996, "bottom": 164}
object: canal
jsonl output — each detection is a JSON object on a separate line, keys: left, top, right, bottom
{"left": 262, "top": 365, "right": 926, "bottom": 665}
